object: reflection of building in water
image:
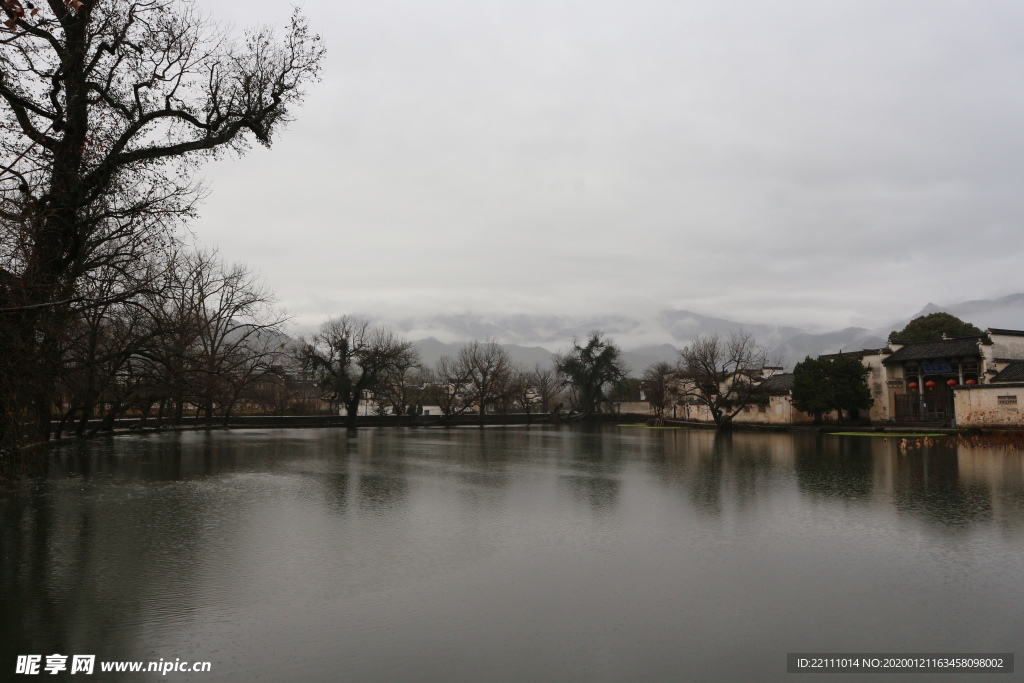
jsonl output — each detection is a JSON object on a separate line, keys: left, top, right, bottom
{"left": 955, "top": 446, "right": 1024, "bottom": 528}
{"left": 787, "top": 436, "right": 1023, "bottom": 530}
{"left": 860, "top": 439, "right": 1024, "bottom": 530}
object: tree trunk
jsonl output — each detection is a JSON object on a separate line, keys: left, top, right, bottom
{"left": 89, "top": 401, "right": 123, "bottom": 436}
{"left": 75, "top": 403, "right": 93, "bottom": 437}
{"left": 345, "top": 396, "right": 359, "bottom": 429}
{"left": 55, "top": 406, "right": 75, "bottom": 437}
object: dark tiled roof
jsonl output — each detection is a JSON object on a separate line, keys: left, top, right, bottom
{"left": 993, "top": 361, "right": 1024, "bottom": 382}
{"left": 819, "top": 348, "right": 890, "bottom": 360}
{"left": 988, "top": 328, "right": 1024, "bottom": 337}
{"left": 882, "top": 337, "right": 985, "bottom": 364}
{"left": 760, "top": 373, "right": 794, "bottom": 394}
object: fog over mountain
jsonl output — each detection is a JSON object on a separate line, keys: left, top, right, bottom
{"left": 369, "top": 293, "right": 1024, "bottom": 373}
{"left": 911, "top": 293, "right": 1024, "bottom": 332}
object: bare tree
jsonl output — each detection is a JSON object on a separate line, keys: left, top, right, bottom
{"left": 56, "top": 273, "right": 156, "bottom": 436}
{"left": 0, "top": 0, "right": 323, "bottom": 448}
{"left": 677, "top": 332, "right": 770, "bottom": 429}
{"left": 425, "top": 357, "right": 474, "bottom": 423}
{"left": 181, "top": 250, "right": 285, "bottom": 425}
{"left": 373, "top": 349, "right": 423, "bottom": 423}
{"left": 144, "top": 249, "right": 205, "bottom": 425}
{"left": 507, "top": 365, "right": 555, "bottom": 423}
{"left": 297, "top": 317, "right": 416, "bottom": 429}
{"left": 642, "top": 361, "right": 678, "bottom": 419}
{"left": 140, "top": 248, "right": 285, "bottom": 426}
{"left": 456, "top": 339, "right": 512, "bottom": 423}
{"left": 530, "top": 363, "right": 562, "bottom": 414}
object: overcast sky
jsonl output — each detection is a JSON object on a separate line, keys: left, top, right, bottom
{"left": 197, "top": 0, "right": 1024, "bottom": 333}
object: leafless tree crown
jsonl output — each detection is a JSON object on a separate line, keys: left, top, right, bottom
{"left": 678, "top": 331, "right": 771, "bottom": 427}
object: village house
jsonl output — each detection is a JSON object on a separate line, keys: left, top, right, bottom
{"left": 660, "top": 366, "right": 825, "bottom": 426}
{"left": 653, "top": 327, "right": 1024, "bottom": 428}
{"left": 824, "top": 328, "right": 1024, "bottom": 427}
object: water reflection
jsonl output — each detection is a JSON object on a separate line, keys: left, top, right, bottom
{"left": 648, "top": 430, "right": 784, "bottom": 516}
{"left": 794, "top": 434, "right": 875, "bottom": 501}
{"left": 2, "top": 427, "right": 1023, "bottom": 682}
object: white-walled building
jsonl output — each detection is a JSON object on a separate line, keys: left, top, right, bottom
{"left": 827, "top": 328, "right": 1024, "bottom": 427}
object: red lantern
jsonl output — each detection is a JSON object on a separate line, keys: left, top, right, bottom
{"left": 947, "top": 379, "right": 957, "bottom": 386}
{"left": 966, "top": 379, "right": 977, "bottom": 385}
{"left": 908, "top": 382, "right": 918, "bottom": 389}
{"left": 925, "top": 380, "right": 936, "bottom": 389}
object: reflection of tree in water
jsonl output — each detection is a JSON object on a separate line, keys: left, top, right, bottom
{"left": 0, "top": 471, "right": 209, "bottom": 669}
{"left": 792, "top": 436, "right": 999, "bottom": 530}
{"left": 49, "top": 430, "right": 325, "bottom": 482}
{"left": 960, "top": 447, "right": 1024, "bottom": 532}
{"left": 566, "top": 424, "right": 627, "bottom": 468}
{"left": 687, "top": 449, "right": 724, "bottom": 516}
{"left": 353, "top": 436, "right": 409, "bottom": 513}
{"left": 559, "top": 425, "right": 623, "bottom": 515}
{"left": 652, "top": 430, "right": 784, "bottom": 517}
{"left": 564, "top": 472, "right": 620, "bottom": 514}
{"left": 453, "top": 429, "right": 518, "bottom": 468}
{"left": 356, "top": 472, "right": 409, "bottom": 513}
{"left": 890, "top": 446, "right": 993, "bottom": 529}
{"left": 646, "top": 430, "right": 720, "bottom": 515}
{"left": 794, "top": 434, "right": 874, "bottom": 501}
{"left": 722, "top": 433, "right": 778, "bottom": 508}
{"left": 0, "top": 486, "right": 66, "bottom": 666}
{"left": 321, "top": 471, "right": 350, "bottom": 512}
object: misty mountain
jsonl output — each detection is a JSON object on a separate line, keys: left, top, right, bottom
{"left": 912, "top": 293, "right": 1024, "bottom": 331}
{"left": 386, "top": 309, "right": 813, "bottom": 352}
{"left": 620, "top": 344, "right": 684, "bottom": 375}
{"left": 413, "top": 337, "right": 557, "bottom": 370}
{"left": 387, "top": 312, "right": 663, "bottom": 348}
{"left": 334, "top": 292, "right": 1024, "bottom": 375}
{"left": 383, "top": 309, "right": 889, "bottom": 370}
{"left": 411, "top": 338, "right": 683, "bottom": 375}
{"left": 658, "top": 310, "right": 803, "bottom": 349}
{"left": 768, "top": 328, "right": 888, "bottom": 366}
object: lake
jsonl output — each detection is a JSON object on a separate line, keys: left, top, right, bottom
{"left": 2, "top": 426, "right": 1022, "bottom": 681}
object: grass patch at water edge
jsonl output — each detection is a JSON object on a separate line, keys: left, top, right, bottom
{"left": 828, "top": 432, "right": 947, "bottom": 437}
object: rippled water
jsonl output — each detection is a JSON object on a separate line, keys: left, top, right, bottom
{"left": 2, "top": 427, "right": 1023, "bottom": 681}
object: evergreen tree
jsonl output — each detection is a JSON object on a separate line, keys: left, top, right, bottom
{"left": 890, "top": 313, "right": 981, "bottom": 343}
{"left": 556, "top": 332, "right": 626, "bottom": 419}
{"left": 792, "top": 355, "right": 873, "bottom": 424}
{"left": 830, "top": 354, "right": 874, "bottom": 417}
{"left": 791, "top": 357, "right": 831, "bottom": 423}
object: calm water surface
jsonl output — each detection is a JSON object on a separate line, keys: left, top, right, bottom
{"left": 2, "top": 426, "right": 1023, "bottom": 681}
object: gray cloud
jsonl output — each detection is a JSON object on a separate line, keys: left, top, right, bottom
{"left": 200, "top": 0, "right": 1024, "bottom": 332}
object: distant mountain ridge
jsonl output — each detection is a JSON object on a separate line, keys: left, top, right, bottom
{"left": 356, "top": 293, "right": 1024, "bottom": 373}
{"left": 912, "top": 293, "right": 1024, "bottom": 331}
